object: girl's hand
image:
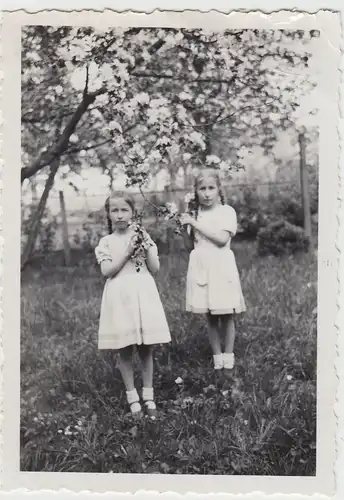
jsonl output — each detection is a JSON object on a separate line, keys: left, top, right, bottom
{"left": 180, "top": 213, "right": 195, "bottom": 227}
{"left": 141, "top": 227, "right": 151, "bottom": 242}
{"left": 127, "top": 233, "right": 139, "bottom": 256}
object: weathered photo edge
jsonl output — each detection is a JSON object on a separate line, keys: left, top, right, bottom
{"left": 1, "top": 7, "right": 341, "bottom": 496}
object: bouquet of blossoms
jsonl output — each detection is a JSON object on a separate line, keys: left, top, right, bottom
{"left": 129, "top": 218, "right": 155, "bottom": 272}
{"left": 161, "top": 192, "right": 198, "bottom": 234}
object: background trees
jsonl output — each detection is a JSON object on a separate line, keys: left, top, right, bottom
{"left": 21, "top": 26, "right": 319, "bottom": 264}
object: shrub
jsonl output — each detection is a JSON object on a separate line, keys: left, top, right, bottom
{"left": 257, "top": 220, "right": 310, "bottom": 257}
{"left": 230, "top": 187, "right": 272, "bottom": 240}
{"left": 73, "top": 221, "right": 105, "bottom": 254}
{"left": 21, "top": 204, "right": 58, "bottom": 256}
{"left": 147, "top": 221, "right": 184, "bottom": 255}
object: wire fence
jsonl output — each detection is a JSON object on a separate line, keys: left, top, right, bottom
{"left": 24, "top": 179, "right": 304, "bottom": 253}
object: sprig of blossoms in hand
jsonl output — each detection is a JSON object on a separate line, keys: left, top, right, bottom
{"left": 183, "top": 193, "right": 198, "bottom": 217}
{"left": 129, "top": 220, "right": 154, "bottom": 272}
{"left": 160, "top": 194, "right": 197, "bottom": 234}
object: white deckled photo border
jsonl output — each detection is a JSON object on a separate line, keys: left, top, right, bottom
{"left": 0, "top": 6, "right": 342, "bottom": 498}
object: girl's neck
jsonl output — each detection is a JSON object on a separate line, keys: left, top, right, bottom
{"left": 200, "top": 201, "right": 219, "bottom": 211}
{"left": 113, "top": 226, "right": 130, "bottom": 235}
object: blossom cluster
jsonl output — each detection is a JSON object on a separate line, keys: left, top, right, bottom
{"left": 160, "top": 193, "right": 198, "bottom": 234}
{"left": 129, "top": 220, "right": 154, "bottom": 272}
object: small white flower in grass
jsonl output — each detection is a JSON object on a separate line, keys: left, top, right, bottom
{"left": 58, "top": 429, "right": 63, "bottom": 434}
{"left": 183, "top": 397, "right": 194, "bottom": 405}
{"left": 244, "top": 420, "right": 248, "bottom": 426}
{"left": 175, "top": 377, "right": 183, "bottom": 384}
{"left": 221, "top": 390, "right": 229, "bottom": 396}
{"left": 286, "top": 375, "right": 293, "bottom": 381}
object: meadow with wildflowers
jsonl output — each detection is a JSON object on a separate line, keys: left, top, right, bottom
{"left": 20, "top": 238, "right": 317, "bottom": 475}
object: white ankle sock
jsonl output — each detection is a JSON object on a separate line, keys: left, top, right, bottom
{"left": 223, "top": 352, "right": 235, "bottom": 369}
{"left": 142, "top": 387, "right": 156, "bottom": 410}
{"left": 213, "top": 354, "right": 223, "bottom": 370}
{"left": 126, "top": 389, "right": 141, "bottom": 412}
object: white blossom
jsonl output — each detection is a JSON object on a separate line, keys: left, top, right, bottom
{"left": 184, "top": 192, "right": 194, "bottom": 204}
{"left": 206, "top": 155, "right": 221, "bottom": 165}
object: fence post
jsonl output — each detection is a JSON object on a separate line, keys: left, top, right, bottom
{"left": 59, "top": 190, "right": 71, "bottom": 265}
{"left": 298, "top": 131, "right": 313, "bottom": 251}
{"left": 21, "top": 160, "right": 60, "bottom": 270}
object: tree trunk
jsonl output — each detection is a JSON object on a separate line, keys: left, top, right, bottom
{"left": 21, "top": 160, "right": 60, "bottom": 269}
{"left": 59, "top": 190, "right": 71, "bottom": 266}
{"left": 21, "top": 90, "right": 101, "bottom": 183}
{"left": 299, "top": 132, "right": 313, "bottom": 251}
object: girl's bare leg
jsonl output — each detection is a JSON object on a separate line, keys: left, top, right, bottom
{"left": 137, "top": 344, "right": 154, "bottom": 388}
{"left": 222, "top": 314, "right": 236, "bottom": 370}
{"left": 118, "top": 346, "right": 141, "bottom": 415}
{"left": 223, "top": 314, "right": 236, "bottom": 353}
{"left": 207, "top": 313, "right": 223, "bottom": 369}
{"left": 137, "top": 344, "right": 157, "bottom": 417}
{"left": 118, "top": 345, "right": 135, "bottom": 391}
{"left": 207, "top": 313, "right": 222, "bottom": 354}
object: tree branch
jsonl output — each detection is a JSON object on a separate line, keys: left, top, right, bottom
{"left": 22, "top": 32, "right": 169, "bottom": 183}
{"left": 83, "top": 65, "right": 90, "bottom": 99}
{"left": 63, "top": 138, "right": 113, "bottom": 156}
{"left": 21, "top": 88, "right": 104, "bottom": 182}
{"left": 130, "top": 71, "right": 235, "bottom": 85}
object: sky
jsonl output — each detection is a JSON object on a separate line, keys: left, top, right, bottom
{"left": 21, "top": 28, "right": 320, "bottom": 212}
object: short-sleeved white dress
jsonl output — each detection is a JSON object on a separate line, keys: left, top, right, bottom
{"left": 186, "top": 204, "right": 246, "bottom": 315}
{"left": 95, "top": 231, "right": 171, "bottom": 350}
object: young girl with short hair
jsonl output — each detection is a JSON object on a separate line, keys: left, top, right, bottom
{"left": 95, "top": 194, "right": 171, "bottom": 418}
{"left": 180, "top": 169, "right": 246, "bottom": 370}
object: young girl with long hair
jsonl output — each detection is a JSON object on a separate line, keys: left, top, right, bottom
{"left": 95, "top": 194, "right": 171, "bottom": 418}
{"left": 180, "top": 169, "right": 246, "bottom": 370}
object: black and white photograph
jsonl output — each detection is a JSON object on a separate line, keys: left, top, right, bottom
{"left": 1, "top": 8, "right": 339, "bottom": 495}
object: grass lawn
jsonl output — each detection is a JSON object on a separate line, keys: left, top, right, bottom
{"left": 20, "top": 241, "right": 317, "bottom": 475}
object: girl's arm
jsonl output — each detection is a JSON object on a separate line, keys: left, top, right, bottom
{"left": 142, "top": 230, "right": 160, "bottom": 275}
{"left": 192, "top": 219, "right": 230, "bottom": 247}
{"left": 96, "top": 236, "right": 135, "bottom": 279}
{"left": 100, "top": 251, "right": 131, "bottom": 278}
{"left": 180, "top": 213, "right": 230, "bottom": 248}
{"left": 145, "top": 245, "right": 160, "bottom": 275}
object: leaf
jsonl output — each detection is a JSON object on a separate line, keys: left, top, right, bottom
{"left": 129, "top": 425, "right": 138, "bottom": 438}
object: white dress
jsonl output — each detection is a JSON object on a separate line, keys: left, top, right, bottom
{"left": 95, "top": 231, "right": 171, "bottom": 350}
{"left": 186, "top": 204, "right": 246, "bottom": 315}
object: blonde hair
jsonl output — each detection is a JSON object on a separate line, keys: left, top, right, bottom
{"left": 193, "top": 168, "right": 226, "bottom": 219}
